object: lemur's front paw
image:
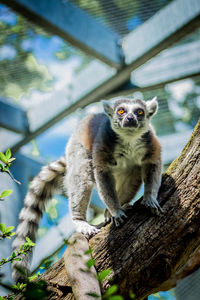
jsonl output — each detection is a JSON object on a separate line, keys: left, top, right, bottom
{"left": 73, "top": 220, "right": 100, "bottom": 237}
{"left": 141, "top": 197, "right": 163, "bottom": 215}
{"left": 112, "top": 209, "right": 127, "bottom": 227}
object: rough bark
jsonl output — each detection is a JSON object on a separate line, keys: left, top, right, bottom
{"left": 22, "top": 120, "right": 200, "bottom": 299}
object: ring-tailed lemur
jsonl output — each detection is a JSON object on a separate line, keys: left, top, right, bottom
{"left": 12, "top": 96, "right": 162, "bottom": 282}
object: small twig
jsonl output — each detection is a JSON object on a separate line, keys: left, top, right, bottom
{"left": 4, "top": 169, "right": 21, "bottom": 185}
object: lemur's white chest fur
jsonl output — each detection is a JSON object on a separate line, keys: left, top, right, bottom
{"left": 113, "top": 133, "right": 147, "bottom": 171}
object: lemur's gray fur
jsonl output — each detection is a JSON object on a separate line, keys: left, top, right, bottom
{"left": 12, "top": 96, "right": 162, "bottom": 282}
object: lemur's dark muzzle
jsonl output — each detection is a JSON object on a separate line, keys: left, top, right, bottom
{"left": 124, "top": 114, "right": 137, "bottom": 127}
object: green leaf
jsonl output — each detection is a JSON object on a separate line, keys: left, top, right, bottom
{"left": 84, "top": 248, "right": 92, "bottom": 255}
{"left": 129, "top": 290, "right": 136, "bottom": 299}
{"left": 25, "top": 237, "right": 35, "bottom": 247}
{"left": 43, "top": 258, "right": 53, "bottom": 269}
{"left": 3, "top": 166, "right": 9, "bottom": 171}
{"left": 64, "top": 238, "right": 68, "bottom": 245}
{"left": 105, "top": 285, "right": 118, "bottom": 296}
{"left": 12, "top": 258, "right": 21, "bottom": 262}
{"left": 28, "top": 271, "right": 41, "bottom": 281}
{"left": 9, "top": 232, "right": 15, "bottom": 237}
{"left": 12, "top": 284, "right": 17, "bottom": 289}
{"left": 5, "top": 226, "right": 14, "bottom": 233}
{"left": 11, "top": 251, "right": 16, "bottom": 258}
{"left": 108, "top": 296, "right": 123, "bottom": 300}
{"left": 97, "top": 269, "right": 111, "bottom": 283}
{"left": 8, "top": 157, "right": 16, "bottom": 163}
{"left": 86, "top": 258, "right": 95, "bottom": 269}
{"left": 5, "top": 149, "right": 12, "bottom": 160}
{"left": 12, "top": 282, "right": 26, "bottom": 290}
{"left": 0, "top": 189, "right": 13, "bottom": 198}
{"left": 0, "top": 152, "right": 8, "bottom": 164}
{"left": 86, "top": 292, "right": 101, "bottom": 298}
{"left": 26, "top": 237, "right": 32, "bottom": 243}
{"left": 0, "top": 223, "right": 6, "bottom": 233}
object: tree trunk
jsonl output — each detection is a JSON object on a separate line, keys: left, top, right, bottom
{"left": 26, "top": 120, "right": 200, "bottom": 299}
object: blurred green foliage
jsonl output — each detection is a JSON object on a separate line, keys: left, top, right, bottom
{"left": 0, "top": 15, "right": 53, "bottom": 101}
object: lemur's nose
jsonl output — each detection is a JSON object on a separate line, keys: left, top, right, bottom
{"left": 125, "top": 114, "right": 137, "bottom": 127}
{"left": 126, "top": 114, "right": 135, "bottom": 121}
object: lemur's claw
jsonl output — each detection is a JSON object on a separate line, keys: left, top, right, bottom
{"left": 141, "top": 198, "right": 163, "bottom": 215}
{"left": 112, "top": 209, "right": 127, "bottom": 227}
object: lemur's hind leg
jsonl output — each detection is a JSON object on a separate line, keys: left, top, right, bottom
{"left": 69, "top": 183, "right": 99, "bottom": 236}
{"left": 66, "top": 144, "right": 100, "bottom": 236}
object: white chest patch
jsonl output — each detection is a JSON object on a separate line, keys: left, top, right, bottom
{"left": 113, "top": 137, "right": 146, "bottom": 170}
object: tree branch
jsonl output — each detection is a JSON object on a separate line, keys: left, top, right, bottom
{"left": 20, "top": 120, "right": 200, "bottom": 300}
{"left": 64, "top": 233, "right": 101, "bottom": 300}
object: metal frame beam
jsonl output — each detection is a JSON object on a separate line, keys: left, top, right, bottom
{"left": 2, "top": 0, "right": 124, "bottom": 68}
{"left": 8, "top": 0, "right": 200, "bottom": 153}
{"left": 123, "top": 0, "right": 200, "bottom": 65}
{"left": 0, "top": 97, "right": 29, "bottom": 134}
{"left": 109, "top": 39, "right": 200, "bottom": 97}
{"left": 107, "top": 72, "right": 200, "bottom": 99}
{"left": 131, "top": 39, "right": 200, "bottom": 87}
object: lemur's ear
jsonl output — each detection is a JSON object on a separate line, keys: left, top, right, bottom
{"left": 146, "top": 96, "right": 158, "bottom": 118}
{"left": 102, "top": 100, "right": 114, "bottom": 117}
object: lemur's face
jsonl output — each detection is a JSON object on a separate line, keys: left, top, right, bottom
{"left": 102, "top": 97, "right": 158, "bottom": 134}
{"left": 113, "top": 102, "right": 146, "bottom": 129}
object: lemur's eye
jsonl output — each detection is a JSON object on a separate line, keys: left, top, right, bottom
{"left": 117, "top": 108, "right": 125, "bottom": 115}
{"left": 136, "top": 109, "right": 144, "bottom": 116}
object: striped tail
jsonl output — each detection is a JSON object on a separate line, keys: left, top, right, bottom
{"left": 12, "top": 156, "right": 66, "bottom": 282}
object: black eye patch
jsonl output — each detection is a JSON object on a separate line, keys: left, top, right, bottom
{"left": 117, "top": 107, "right": 127, "bottom": 116}
{"left": 135, "top": 109, "right": 144, "bottom": 116}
